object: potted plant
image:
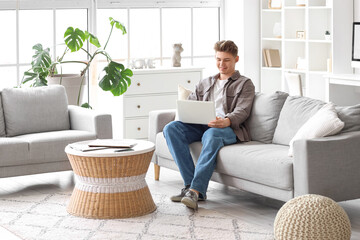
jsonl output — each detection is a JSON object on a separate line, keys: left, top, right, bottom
{"left": 22, "top": 17, "right": 133, "bottom": 107}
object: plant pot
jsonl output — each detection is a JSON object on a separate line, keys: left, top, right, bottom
{"left": 47, "top": 74, "right": 86, "bottom": 106}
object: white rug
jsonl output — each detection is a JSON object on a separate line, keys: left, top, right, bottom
{"left": 0, "top": 190, "right": 273, "bottom": 240}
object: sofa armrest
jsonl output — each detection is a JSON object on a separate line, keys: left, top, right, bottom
{"left": 68, "top": 105, "right": 113, "bottom": 139}
{"left": 148, "top": 109, "right": 176, "bottom": 143}
{"left": 293, "top": 131, "right": 360, "bottom": 201}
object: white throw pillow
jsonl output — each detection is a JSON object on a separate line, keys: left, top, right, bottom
{"left": 178, "top": 84, "right": 192, "bottom": 100}
{"left": 288, "top": 103, "right": 345, "bottom": 157}
{"left": 175, "top": 85, "right": 192, "bottom": 121}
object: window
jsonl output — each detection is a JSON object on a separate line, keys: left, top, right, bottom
{"left": 0, "top": 1, "right": 221, "bottom": 91}
{"left": 0, "top": 10, "right": 17, "bottom": 89}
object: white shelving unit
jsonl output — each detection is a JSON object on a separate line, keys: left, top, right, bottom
{"left": 260, "top": 0, "right": 353, "bottom": 101}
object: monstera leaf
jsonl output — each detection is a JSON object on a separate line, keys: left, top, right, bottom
{"left": 31, "top": 44, "right": 52, "bottom": 75}
{"left": 22, "top": 71, "right": 47, "bottom": 87}
{"left": 109, "top": 17, "right": 127, "bottom": 35}
{"left": 84, "top": 31, "right": 101, "bottom": 48}
{"left": 98, "top": 61, "right": 133, "bottom": 96}
{"left": 21, "top": 44, "right": 51, "bottom": 87}
{"left": 64, "top": 27, "right": 86, "bottom": 52}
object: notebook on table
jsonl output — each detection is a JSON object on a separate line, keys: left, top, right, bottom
{"left": 176, "top": 100, "right": 216, "bottom": 125}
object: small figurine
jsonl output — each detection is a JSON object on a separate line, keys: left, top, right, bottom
{"left": 147, "top": 59, "right": 156, "bottom": 69}
{"left": 132, "top": 59, "right": 146, "bottom": 69}
{"left": 172, "top": 43, "right": 184, "bottom": 67}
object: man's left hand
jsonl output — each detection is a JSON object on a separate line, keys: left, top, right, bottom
{"left": 208, "top": 117, "right": 231, "bottom": 128}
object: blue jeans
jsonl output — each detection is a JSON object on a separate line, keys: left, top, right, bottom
{"left": 163, "top": 121, "right": 237, "bottom": 198}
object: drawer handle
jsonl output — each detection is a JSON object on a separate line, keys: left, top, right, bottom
{"left": 137, "top": 105, "right": 141, "bottom": 109}
{"left": 137, "top": 127, "right": 141, "bottom": 131}
{"left": 137, "top": 83, "right": 141, "bottom": 86}
{"left": 187, "top": 80, "right": 191, "bottom": 83}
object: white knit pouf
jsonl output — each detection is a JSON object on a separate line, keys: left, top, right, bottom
{"left": 274, "top": 194, "right": 351, "bottom": 240}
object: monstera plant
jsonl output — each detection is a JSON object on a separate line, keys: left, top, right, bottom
{"left": 22, "top": 17, "right": 133, "bottom": 107}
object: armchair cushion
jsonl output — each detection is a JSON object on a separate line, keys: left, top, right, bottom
{"left": 2, "top": 85, "right": 70, "bottom": 137}
{"left": 68, "top": 105, "right": 112, "bottom": 139}
{"left": 12, "top": 130, "right": 96, "bottom": 166}
{"left": 0, "top": 138, "right": 29, "bottom": 167}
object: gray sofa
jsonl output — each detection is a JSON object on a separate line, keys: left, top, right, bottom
{"left": 0, "top": 85, "right": 112, "bottom": 178}
{"left": 149, "top": 92, "right": 360, "bottom": 202}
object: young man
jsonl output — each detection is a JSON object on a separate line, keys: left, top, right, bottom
{"left": 163, "top": 40, "right": 255, "bottom": 210}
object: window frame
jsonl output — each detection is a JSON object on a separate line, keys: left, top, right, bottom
{"left": 0, "top": 0, "right": 223, "bottom": 87}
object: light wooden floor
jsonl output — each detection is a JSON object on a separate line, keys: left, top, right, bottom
{"left": 1, "top": 164, "right": 359, "bottom": 239}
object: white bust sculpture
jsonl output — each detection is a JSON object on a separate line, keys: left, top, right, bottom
{"left": 172, "top": 43, "right": 184, "bottom": 67}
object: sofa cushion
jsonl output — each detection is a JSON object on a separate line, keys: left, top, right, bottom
{"left": 12, "top": 130, "right": 96, "bottom": 166}
{"left": 0, "top": 138, "right": 29, "bottom": 167}
{"left": 0, "top": 93, "right": 5, "bottom": 137}
{"left": 273, "top": 96, "right": 325, "bottom": 145}
{"left": 155, "top": 132, "right": 293, "bottom": 190}
{"left": 246, "top": 91, "right": 288, "bottom": 143}
{"left": 288, "top": 103, "right": 345, "bottom": 157}
{"left": 336, "top": 104, "right": 360, "bottom": 133}
{"left": 216, "top": 142, "right": 293, "bottom": 190}
{"left": 1, "top": 85, "right": 70, "bottom": 137}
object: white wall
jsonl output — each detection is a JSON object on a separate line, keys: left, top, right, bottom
{"left": 223, "top": 0, "right": 260, "bottom": 90}
{"left": 354, "top": 1, "right": 359, "bottom": 67}
{"left": 355, "top": 0, "right": 360, "bottom": 21}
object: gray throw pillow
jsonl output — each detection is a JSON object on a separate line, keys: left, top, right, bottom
{"left": 336, "top": 104, "right": 360, "bottom": 133}
{"left": 2, "top": 85, "right": 70, "bottom": 137}
{"left": 272, "top": 96, "right": 326, "bottom": 145}
{"left": 0, "top": 93, "right": 5, "bottom": 137}
{"left": 246, "top": 91, "right": 289, "bottom": 143}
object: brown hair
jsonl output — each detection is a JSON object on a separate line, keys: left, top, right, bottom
{"left": 214, "top": 40, "right": 238, "bottom": 57}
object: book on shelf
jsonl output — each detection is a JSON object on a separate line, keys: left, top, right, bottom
{"left": 263, "top": 49, "right": 281, "bottom": 68}
{"left": 263, "top": 49, "right": 269, "bottom": 67}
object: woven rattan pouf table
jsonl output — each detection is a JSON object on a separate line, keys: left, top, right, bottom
{"left": 65, "top": 140, "right": 156, "bottom": 219}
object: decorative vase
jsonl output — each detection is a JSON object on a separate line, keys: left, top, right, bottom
{"left": 172, "top": 43, "right": 184, "bottom": 67}
{"left": 47, "top": 74, "right": 86, "bottom": 106}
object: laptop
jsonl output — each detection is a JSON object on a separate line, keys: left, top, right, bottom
{"left": 176, "top": 100, "right": 216, "bottom": 125}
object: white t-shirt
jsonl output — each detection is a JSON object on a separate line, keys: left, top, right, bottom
{"left": 210, "top": 79, "right": 228, "bottom": 118}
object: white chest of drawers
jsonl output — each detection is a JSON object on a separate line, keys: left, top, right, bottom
{"left": 122, "top": 67, "right": 202, "bottom": 139}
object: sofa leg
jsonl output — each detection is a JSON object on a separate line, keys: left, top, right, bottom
{"left": 154, "top": 164, "right": 160, "bottom": 181}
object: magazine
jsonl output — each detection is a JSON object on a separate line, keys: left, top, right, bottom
{"left": 69, "top": 143, "right": 108, "bottom": 152}
{"left": 87, "top": 139, "right": 137, "bottom": 148}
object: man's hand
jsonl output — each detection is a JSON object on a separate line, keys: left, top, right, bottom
{"left": 208, "top": 117, "right": 231, "bottom": 128}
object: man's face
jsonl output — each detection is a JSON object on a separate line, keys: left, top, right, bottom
{"left": 216, "top": 51, "right": 239, "bottom": 76}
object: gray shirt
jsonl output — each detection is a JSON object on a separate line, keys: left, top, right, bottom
{"left": 188, "top": 70, "right": 255, "bottom": 142}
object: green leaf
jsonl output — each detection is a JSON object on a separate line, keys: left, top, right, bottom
{"left": 121, "top": 68, "right": 132, "bottom": 86}
{"left": 98, "top": 61, "right": 131, "bottom": 96}
{"left": 109, "top": 17, "right": 127, "bottom": 35}
{"left": 31, "top": 44, "right": 52, "bottom": 75}
{"left": 34, "top": 75, "right": 48, "bottom": 87}
{"left": 81, "top": 102, "right": 92, "bottom": 109}
{"left": 110, "top": 86, "right": 121, "bottom": 96}
{"left": 98, "top": 50, "right": 112, "bottom": 61}
{"left": 22, "top": 71, "right": 37, "bottom": 84}
{"left": 85, "top": 31, "right": 101, "bottom": 48}
{"left": 64, "top": 27, "right": 86, "bottom": 52}
{"left": 99, "top": 74, "right": 113, "bottom": 91}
